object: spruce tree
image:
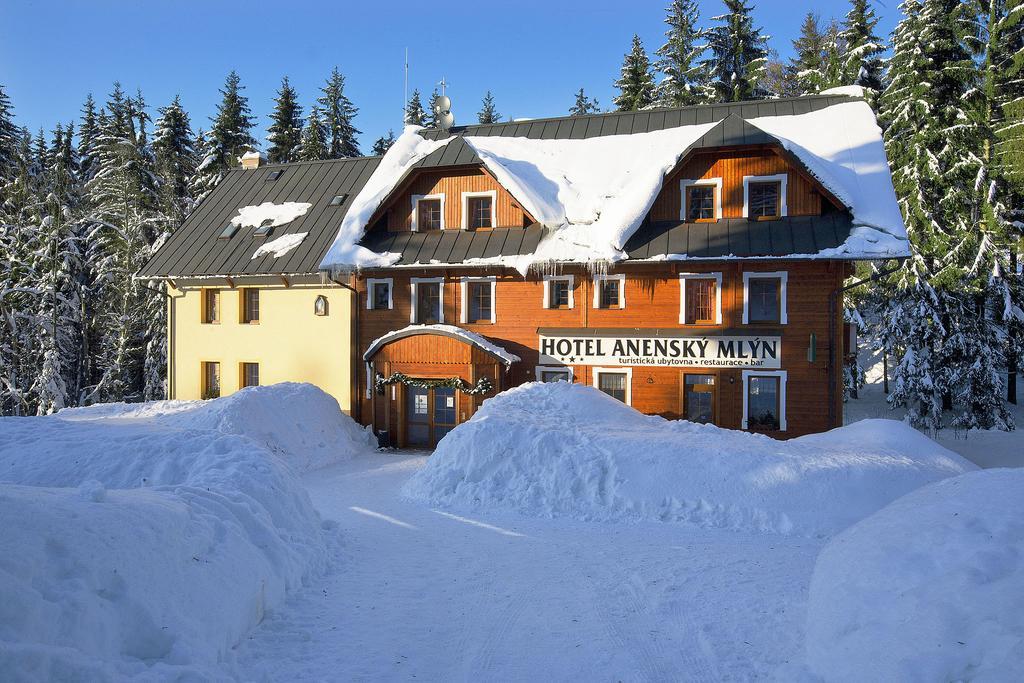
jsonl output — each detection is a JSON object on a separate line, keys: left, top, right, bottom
{"left": 0, "top": 84, "right": 18, "bottom": 182}
{"left": 613, "top": 34, "right": 657, "bottom": 111}
{"left": 405, "top": 89, "right": 426, "bottom": 126}
{"left": 299, "top": 105, "right": 328, "bottom": 161}
{"left": 193, "top": 71, "right": 257, "bottom": 199}
{"left": 372, "top": 129, "right": 396, "bottom": 156}
{"left": 77, "top": 94, "right": 100, "bottom": 183}
{"left": 267, "top": 76, "right": 304, "bottom": 164}
{"left": 425, "top": 88, "right": 442, "bottom": 128}
{"left": 791, "top": 13, "right": 844, "bottom": 94}
{"left": 318, "top": 67, "right": 360, "bottom": 158}
{"left": 839, "top": 0, "right": 886, "bottom": 92}
{"left": 655, "top": 0, "right": 712, "bottom": 106}
{"left": 569, "top": 88, "right": 601, "bottom": 116}
{"left": 703, "top": 0, "right": 770, "bottom": 102}
{"left": 152, "top": 95, "right": 197, "bottom": 225}
{"left": 477, "top": 91, "right": 501, "bottom": 124}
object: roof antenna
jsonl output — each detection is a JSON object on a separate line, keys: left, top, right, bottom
{"left": 403, "top": 47, "right": 409, "bottom": 125}
{"left": 434, "top": 77, "right": 454, "bottom": 131}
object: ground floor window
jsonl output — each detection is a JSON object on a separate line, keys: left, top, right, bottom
{"left": 536, "top": 366, "right": 572, "bottom": 383}
{"left": 742, "top": 370, "right": 787, "bottom": 431}
{"left": 593, "top": 367, "right": 631, "bottom": 404}
{"left": 202, "top": 361, "right": 221, "bottom": 400}
{"left": 683, "top": 373, "right": 716, "bottom": 423}
{"left": 240, "top": 362, "right": 259, "bottom": 388}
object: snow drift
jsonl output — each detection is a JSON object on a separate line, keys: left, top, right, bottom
{"left": 402, "top": 382, "right": 973, "bottom": 536}
{"left": 805, "top": 469, "right": 1024, "bottom": 681}
{"left": 0, "top": 383, "right": 376, "bottom": 681}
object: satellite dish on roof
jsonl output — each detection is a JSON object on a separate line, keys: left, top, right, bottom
{"left": 437, "top": 112, "right": 455, "bottom": 131}
{"left": 434, "top": 95, "right": 451, "bottom": 113}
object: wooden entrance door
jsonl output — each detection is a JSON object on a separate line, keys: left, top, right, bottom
{"left": 404, "top": 384, "right": 457, "bottom": 448}
{"left": 683, "top": 373, "right": 717, "bottom": 424}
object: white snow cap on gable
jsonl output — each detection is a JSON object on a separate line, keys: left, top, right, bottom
{"left": 363, "top": 324, "right": 520, "bottom": 366}
{"left": 320, "top": 126, "right": 454, "bottom": 272}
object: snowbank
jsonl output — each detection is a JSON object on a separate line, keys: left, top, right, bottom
{"left": 230, "top": 201, "right": 311, "bottom": 229}
{"left": 0, "top": 383, "right": 375, "bottom": 680}
{"left": 252, "top": 231, "right": 308, "bottom": 259}
{"left": 805, "top": 469, "right": 1024, "bottom": 681}
{"left": 402, "top": 382, "right": 973, "bottom": 536}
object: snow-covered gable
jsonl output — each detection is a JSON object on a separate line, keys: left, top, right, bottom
{"left": 319, "top": 99, "right": 909, "bottom": 274}
{"left": 363, "top": 324, "right": 520, "bottom": 366}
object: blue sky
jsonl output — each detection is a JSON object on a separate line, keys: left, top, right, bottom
{"left": 1, "top": 0, "right": 899, "bottom": 151}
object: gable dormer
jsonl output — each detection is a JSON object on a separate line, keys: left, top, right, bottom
{"left": 378, "top": 166, "right": 534, "bottom": 233}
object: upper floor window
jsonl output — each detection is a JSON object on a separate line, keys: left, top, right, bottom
{"left": 461, "top": 276, "right": 496, "bottom": 324}
{"left": 743, "top": 174, "right": 788, "bottom": 220}
{"left": 241, "top": 288, "right": 260, "bottom": 324}
{"left": 462, "top": 191, "right": 496, "bottom": 230}
{"left": 412, "top": 194, "right": 444, "bottom": 231}
{"left": 202, "top": 288, "right": 220, "bottom": 324}
{"left": 543, "top": 275, "right": 574, "bottom": 309}
{"left": 680, "top": 178, "right": 722, "bottom": 222}
{"left": 411, "top": 277, "right": 444, "bottom": 324}
{"left": 367, "top": 278, "right": 393, "bottom": 311}
{"left": 743, "top": 271, "right": 788, "bottom": 325}
{"left": 593, "top": 274, "right": 625, "bottom": 310}
{"left": 679, "top": 273, "right": 723, "bottom": 325}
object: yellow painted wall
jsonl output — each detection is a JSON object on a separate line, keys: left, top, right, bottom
{"left": 168, "top": 277, "right": 353, "bottom": 412}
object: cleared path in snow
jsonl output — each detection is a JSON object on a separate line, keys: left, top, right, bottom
{"left": 235, "top": 452, "right": 820, "bottom": 681}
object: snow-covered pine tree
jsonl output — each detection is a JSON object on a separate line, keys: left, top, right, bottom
{"left": 703, "top": 0, "right": 770, "bottom": 102}
{"left": 425, "top": 88, "right": 442, "bottom": 128}
{"left": 152, "top": 95, "right": 197, "bottom": 225}
{"left": 318, "top": 67, "right": 360, "bottom": 158}
{"left": 613, "top": 34, "right": 657, "bottom": 111}
{"left": 791, "top": 13, "right": 844, "bottom": 94}
{"left": 405, "top": 89, "right": 426, "bottom": 126}
{"left": 299, "top": 105, "right": 328, "bottom": 161}
{"left": 372, "top": 129, "right": 396, "bottom": 156}
{"left": 877, "top": 0, "right": 1010, "bottom": 431}
{"left": 267, "top": 77, "right": 304, "bottom": 164}
{"left": 477, "top": 91, "right": 501, "bottom": 124}
{"left": 655, "top": 0, "right": 713, "bottom": 106}
{"left": 0, "top": 84, "right": 19, "bottom": 183}
{"left": 569, "top": 88, "right": 601, "bottom": 116}
{"left": 77, "top": 94, "right": 100, "bottom": 184}
{"left": 192, "top": 71, "right": 257, "bottom": 201}
{"left": 839, "top": 0, "right": 886, "bottom": 92}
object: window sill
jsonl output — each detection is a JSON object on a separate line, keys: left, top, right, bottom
{"left": 752, "top": 215, "right": 782, "bottom": 222}
{"left": 685, "top": 218, "right": 719, "bottom": 224}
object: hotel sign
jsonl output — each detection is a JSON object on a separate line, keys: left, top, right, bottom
{"left": 539, "top": 332, "right": 782, "bottom": 369}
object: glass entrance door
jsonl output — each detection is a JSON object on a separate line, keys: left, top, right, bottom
{"left": 433, "top": 387, "right": 457, "bottom": 443}
{"left": 404, "top": 384, "right": 458, "bottom": 448}
{"left": 683, "top": 374, "right": 716, "bottom": 424}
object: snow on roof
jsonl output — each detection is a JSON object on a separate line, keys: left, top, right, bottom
{"left": 819, "top": 85, "right": 869, "bottom": 98}
{"left": 320, "top": 126, "right": 453, "bottom": 272}
{"left": 363, "top": 324, "right": 520, "bottom": 366}
{"left": 748, "top": 101, "right": 909, "bottom": 258}
{"left": 231, "top": 201, "right": 312, "bottom": 229}
{"left": 252, "top": 231, "right": 308, "bottom": 259}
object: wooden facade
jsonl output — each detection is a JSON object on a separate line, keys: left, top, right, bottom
{"left": 384, "top": 168, "right": 532, "bottom": 232}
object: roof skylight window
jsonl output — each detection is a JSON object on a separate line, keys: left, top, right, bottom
{"left": 330, "top": 194, "right": 349, "bottom": 206}
{"left": 253, "top": 219, "right": 274, "bottom": 238}
{"left": 218, "top": 224, "right": 239, "bottom": 240}
{"left": 266, "top": 170, "right": 283, "bottom": 181}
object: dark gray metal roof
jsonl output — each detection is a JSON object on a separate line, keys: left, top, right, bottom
{"left": 140, "top": 93, "right": 861, "bottom": 277}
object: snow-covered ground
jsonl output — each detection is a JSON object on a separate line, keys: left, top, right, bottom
{"left": 845, "top": 346, "right": 1024, "bottom": 469}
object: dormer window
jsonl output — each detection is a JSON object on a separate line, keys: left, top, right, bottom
{"left": 412, "top": 194, "right": 444, "bottom": 231}
{"left": 680, "top": 178, "right": 722, "bottom": 222}
{"left": 462, "top": 191, "right": 496, "bottom": 229}
{"left": 743, "top": 174, "right": 787, "bottom": 220}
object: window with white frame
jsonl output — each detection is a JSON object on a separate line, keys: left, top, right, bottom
{"left": 366, "top": 278, "right": 393, "bottom": 310}
{"left": 679, "top": 178, "right": 723, "bottom": 222}
{"left": 542, "top": 274, "right": 574, "bottom": 309}
{"left": 460, "top": 276, "right": 496, "bottom": 324}
{"left": 593, "top": 274, "right": 625, "bottom": 309}
{"left": 742, "top": 369, "right": 787, "bottom": 431}
{"left": 742, "top": 271, "right": 788, "bottom": 324}
{"left": 536, "top": 366, "right": 573, "bottom": 383}
{"left": 593, "top": 367, "right": 632, "bottom": 404}
{"left": 678, "top": 273, "right": 723, "bottom": 325}
{"left": 411, "top": 194, "right": 445, "bottom": 231}
{"left": 743, "top": 174, "right": 788, "bottom": 220}
{"left": 461, "top": 190, "right": 496, "bottom": 229}
{"left": 410, "top": 277, "right": 444, "bottom": 324}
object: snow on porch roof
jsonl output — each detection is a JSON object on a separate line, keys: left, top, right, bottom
{"left": 363, "top": 324, "right": 521, "bottom": 366}
{"left": 314, "top": 97, "right": 918, "bottom": 276}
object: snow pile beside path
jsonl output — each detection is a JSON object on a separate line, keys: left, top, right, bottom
{"left": 252, "top": 231, "right": 308, "bottom": 259}
{"left": 231, "top": 201, "right": 311, "bottom": 229}
{"left": 0, "top": 384, "right": 374, "bottom": 680}
{"left": 403, "top": 382, "right": 973, "bottom": 536}
{"left": 805, "top": 469, "right": 1024, "bottom": 681}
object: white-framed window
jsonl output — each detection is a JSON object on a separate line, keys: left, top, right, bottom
{"left": 742, "top": 271, "right": 788, "bottom": 325}
{"left": 460, "top": 275, "right": 497, "bottom": 324}
{"left": 593, "top": 367, "right": 632, "bottom": 405}
{"left": 742, "top": 174, "right": 788, "bottom": 219}
{"left": 593, "top": 274, "right": 626, "bottom": 309}
{"left": 542, "top": 274, "right": 575, "bottom": 309}
{"left": 411, "top": 193, "right": 445, "bottom": 232}
{"left": 461, "top": 190, "right": 497, "bottom": 230}
{"left": 678, "top": 272, "right": 723, "bottom": 325}
{"left": 679, "top": 178, "right": 723, "bottom": 221}
{"left": 366, "top": 278, "right": 393, "bottom": 310}
{"left": 410, "top": 276, "right": 444, "bottom": 324}
{"left": 741, "top": 369, "right": 787, "bottom": 431}
{"left": 536, "top": 365, "right": 573, "bottom": 383}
